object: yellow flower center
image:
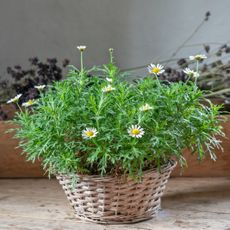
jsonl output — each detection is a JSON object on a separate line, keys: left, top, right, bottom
{"left": 27, "top": 100, "right": 34, "bottom": 105}
{"left": 85, "top": 131, "right": 94, "bottom": 137}
{"left": 151, "top": 67, "right": 160, "bottom": 74}
{"left": 131, "top": 129, "right": 140, "bottom": 135}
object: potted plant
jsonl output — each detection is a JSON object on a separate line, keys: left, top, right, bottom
{"left": 8, "top": 47, "right": 224, "bottom": 224}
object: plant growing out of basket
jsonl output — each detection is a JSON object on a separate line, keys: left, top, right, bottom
{"left": 8, "top": 47, "right": 225, "bottom": 223}
{"left": 9, "top": 47, "right": 224, "bottom": 179}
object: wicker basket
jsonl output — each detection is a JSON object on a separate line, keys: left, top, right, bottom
{"left": 57, "top": 160, "right": 176, "bottom": 224}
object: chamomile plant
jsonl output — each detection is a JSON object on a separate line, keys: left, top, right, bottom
{"left": 10, "top": 47, "right": 224, "bottom": 178}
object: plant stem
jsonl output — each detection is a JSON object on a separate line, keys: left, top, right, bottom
{"left": 185, "top": 76, "right": 191, "bottom": 84}
{"left": 196, "top": 61, "right": 199, "bottom": 72}
{"left": 204, "top": 88, "right": 230, "bottom": 97}
{"left": 195, "top": 61, "right": 199, "bottom": 85}
{"left": 80, "top": 51, "right": 84, "bottom": 72}
{"left": 109, "top": 48, "right": 114, "bottom": 64}
{"left": 16, "top": 102, "right": 23, "bottom": 113}
{"left": 96, "top": 94, "right": 104, "bottom": 129}
{"left": 166, "top": 15, "right": 207, "bottom": 65}
{"left": 154, "top": 74, "right": 161, "bottom": 88}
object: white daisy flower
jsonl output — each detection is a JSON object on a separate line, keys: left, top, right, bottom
{"left": 7, "top": 94, "right": 22, "bottom": 104}
{"left": 139, "top": 103, "right": 153, "bottom": 112}
{"left": 128, "top": 125, "right": 145, "bottom": 138}
{"left": 77, "top": 45, "right": 86, "bottom": 52}
{"left": 34, "top": 85, "right": 46, "bottom": 90}
{"left": 82, "top": 127, "right": 98, "bottom": 139}
{"left": 183, "top": 68, "right": 200, "bottom": 78}
{"left": 147, "top": 64, "right": 165, "bottom": 75}
{"left": 22, "top": 99, "right": 35, "bottom": 107}
{"left": 189, "top": 54, "right": 207, "bottom": 61}
{"left": 106, "top": 78, "right": 113, "bottom": 83}
{"left": 102, "top": 84, "right": 116, "bottom": 93}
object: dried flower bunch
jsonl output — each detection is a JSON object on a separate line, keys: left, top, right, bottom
{"left": 157, "top": 11, "right": 230, "bottom": 104}
{"left": 10, "top": 47, "right": 224, "bottom": 178}
{"left": 158, "top": 45, "right": 230, "bottom": 109}
{"left": 126, "top": 11, "right": 230, "bottom": 108}
{"left": 0, "top": 57, "right": 69, "bottom": 120}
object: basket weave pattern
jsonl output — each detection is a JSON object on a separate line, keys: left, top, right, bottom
{"left": 57, "top": 160, "right": 176, "bottom": 224}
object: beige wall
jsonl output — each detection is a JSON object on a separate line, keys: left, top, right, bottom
{"left": 0, "top": 0, "right": 230, "bottom": 78}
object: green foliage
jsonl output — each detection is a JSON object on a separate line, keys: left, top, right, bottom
{"left": 11, "top": 55, "right": 225, "bottom": 178}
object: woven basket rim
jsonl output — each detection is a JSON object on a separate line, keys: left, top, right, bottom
{"left": 57, "top": 159, "right": 177, "bottom": 181}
